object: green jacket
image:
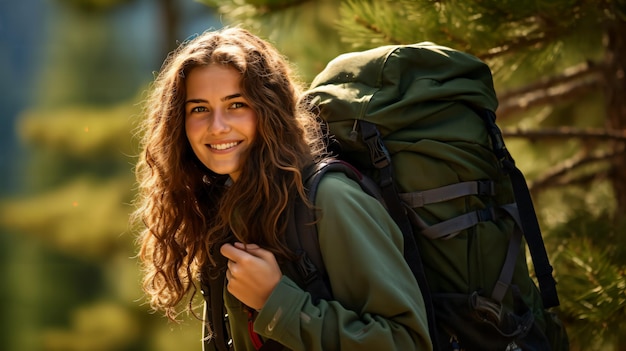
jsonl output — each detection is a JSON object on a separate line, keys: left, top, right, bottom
{"left": 222, "top": 172, "right": 432, "bottom": 351}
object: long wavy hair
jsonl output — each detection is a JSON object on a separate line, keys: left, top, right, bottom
{"left": 132, "top": 27, "right": 325, "bottom": 320}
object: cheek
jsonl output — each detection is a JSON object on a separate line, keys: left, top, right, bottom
{"left": 247, "top": 114, "right": 259, "bottom": 142}
{"left": 185, "top": 118, "right": 202, "bottom": 140}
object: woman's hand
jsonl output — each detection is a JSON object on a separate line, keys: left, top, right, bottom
{"left": 220, "top": 242, "right": 282, "bottom": 310}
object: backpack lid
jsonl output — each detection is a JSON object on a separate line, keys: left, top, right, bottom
{"left": 305, "top": 42, "right": 498, "bottom": 137}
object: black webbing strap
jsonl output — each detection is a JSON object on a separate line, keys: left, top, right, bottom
{"left": 201, "top": 284, "right": 213, "bottom": 351}
{"left": 202, "top": 270, "right": 231, "bottom": 351}
{"left": 359, "top": 120, "right": 441, "bottom": 351}
{"left": 359, "top": 121, "right": 414, "bottom": 237}
{"left": 201, "top": 271, "right": 285, "bottom": 351}
{"left": 481, "top": 109, "right": 560, "bottom": 308}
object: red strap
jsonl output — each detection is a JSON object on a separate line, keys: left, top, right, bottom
{"left": 247, "top": 310, "right": 264, "bottom": 350}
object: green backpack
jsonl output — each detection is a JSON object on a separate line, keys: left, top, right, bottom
{"left": 291, "top": 43, "right": 569, "bottom": 351}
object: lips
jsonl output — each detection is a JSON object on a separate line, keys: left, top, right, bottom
{"left": 209, "top": 141, "right": 240, "bottom": 150}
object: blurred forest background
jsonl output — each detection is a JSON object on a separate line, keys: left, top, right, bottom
{"left": 0, "top": 0, "right": 624, "bottom": 350}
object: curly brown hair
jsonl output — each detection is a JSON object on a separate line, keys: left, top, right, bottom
{"left": 132, "top": 27, "right": 325, "bottom": 320}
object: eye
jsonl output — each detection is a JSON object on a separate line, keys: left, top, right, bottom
{"left": 229, "top": 102, "right": 247, "bottom": 109}
{"left": 191, "top": 106, "right": 209, "bottom": 113}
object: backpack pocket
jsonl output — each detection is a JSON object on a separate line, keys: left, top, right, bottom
{"left": 431, "top": 287, "right": 552, "bottom": 351}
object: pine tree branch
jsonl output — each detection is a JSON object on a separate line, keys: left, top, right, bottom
{"left": 498, "top": 61, "right": 604, "bottom": 101}
{"left": 474, "top": 6, "right": 581, "bottom": 62}
{"left": 477, "top": 33, "right": 551, "bottom": 61}
{"left": 438, "top": 27, "right": 472, "bottom": 52}
{"left": 496, "top": 66, "right": 604, "bottom": 120}
{"left": 531, "top": 167, "right": 613, "bottom": 198}
{"left": 565, "top": 169, "right": 610, "bottom": 188}
{"left": 352, "top": 14, "right": 402, "bottom": 45}
{"left": 529, "top": 146, "right": 625, "bottom": 192}
{"left": 502, "top": 127, "right": 626, "bottom": 142}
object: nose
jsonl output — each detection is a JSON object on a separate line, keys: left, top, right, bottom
{"left": 208, "top": 111, "right": 230, "bottom": 135}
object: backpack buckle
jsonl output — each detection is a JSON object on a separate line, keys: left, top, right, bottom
{"left": 477, "top": 180, "right": 496, "bottom": 196}
{"left": 361, "top": 122, "right": 391, "bottom": 169}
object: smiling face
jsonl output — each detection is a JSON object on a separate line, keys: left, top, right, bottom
{"left": 184, "top": 64, "right": 258, "bottom": 182}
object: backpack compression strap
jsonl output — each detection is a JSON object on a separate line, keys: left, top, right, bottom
{"left": 399, "top": 181, "right": 499, "bottom": 240}
{"left": 401, "top": 181, "right": 524, "bottom": 304}
{"left": 481, "top": 109, "right": 560, "bottom": 309}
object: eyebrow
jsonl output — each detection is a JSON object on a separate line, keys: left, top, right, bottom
{"left": 185, "top": 93, "right": 243, "bottom": 105}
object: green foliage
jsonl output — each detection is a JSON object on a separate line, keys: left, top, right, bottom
{"left": 1, "top": 96, "right": 202, "bottom": 348}
{"left": 0, "top": 176, "right": 134, "bottom": 258}
{"left": 13, "top": 102, "right": 139, "bottom": 192}
{"left": 17, "top": 104, "right": 137, "bottom": 159}
{"left": 333, "top": 0, "right": 609, "bottom": 86}
{"left": 336, "top": 0, "right": 426, "bottom": 48}
{"left": 41, "top": 301, "right": 140, "bottom": 351}
{"left": 36, "top": 8, "right": 146, "bottom": 107}
{"left": 547, "top": 210, "right": 626, "bottom": 350}
{"left": 199, "top": 0, "right": 347, "bottom": 81}
{"left": 3, "top": 1, "right": 203, "bottom": 350}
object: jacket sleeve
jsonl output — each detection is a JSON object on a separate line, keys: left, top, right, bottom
{"left": 254, "top": 172, "right": 432, "bottom": 351}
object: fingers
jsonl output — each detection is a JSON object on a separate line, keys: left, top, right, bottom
{"left": 219, "top": 242, "right": 282, "bottom": 310}
{"left": 233, "top": 242, "right": 274, "bottom": 261}
{"left": 220, "top": 243, "right": 241, "bottom": 262}
{"left": 221, "top": 242, "right": 263, "bottom": 260}
{"left": 234, "top": 242, "right": 260, "bottom": 250}
{"left": 221, "top": 242, "right": 260, "bottom": 280}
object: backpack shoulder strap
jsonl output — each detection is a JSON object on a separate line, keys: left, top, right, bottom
{"left": 355, "top": 122, "right": 441, "bottom": 350}
{"left": 286, "top": 159, "right": 371, "bottom": 301}
{"left": 290, "top": 157, "right": 441, "bottom": 351}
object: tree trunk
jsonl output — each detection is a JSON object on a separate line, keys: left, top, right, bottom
{"left": 607, "top": 26, "right": 626, "bottom": 351}
{"left": 604, "top": 17, "right": 626, "bottom": 217}
{"left": 160, "top": 0, "right": 179, "bottom": 54}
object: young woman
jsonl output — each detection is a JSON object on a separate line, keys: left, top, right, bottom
{"left": 133, "top": 26, "right": 432, "bottom": 351}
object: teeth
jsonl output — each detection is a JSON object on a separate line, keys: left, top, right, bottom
{"left": 210, "top": 142, "right": 238, "bottom": 150}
